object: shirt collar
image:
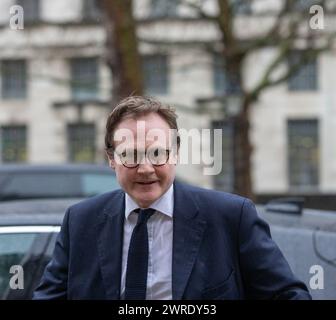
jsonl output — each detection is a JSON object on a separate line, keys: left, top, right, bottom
{"left": 125, "top": 183, "right": 174, "bottom": 220}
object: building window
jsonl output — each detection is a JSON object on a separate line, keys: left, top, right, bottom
{"left": 67, "top": 123, "right": 95, "bottom": 163}
{"left": 213, "top": 54, "right": 241, "bottom": 96}
{"left": 82, "top": 0, "right": 102, "bottom": 22}
{"left": 143, "top": 55, "right": 168, "bottom": 95}
{"left": 70, "top": 57, "right": 99, "bottom": 101}
{"left": 288, "top": 119, "right": 319, "bottom": 189}
{"left": 1, "top": 60, "right": 27, "bottom": 99}
{"left": 16, "top": 0, "right": 40, "bottom": 23}
{"left": 150, "top": 0, "right": 178, "bottom": 18}
{"left": 288, "top": 52, "right": 317, "bottom": 91}
{"left": 231, "top": 0, "right": 252, "bottom": 14}
{"left": 0, "top": 126, "right": 27, "bottom": 163}
{"left": 211, "top": 120, "right": 234, "bottom": 192}
{"left": 292, "top": 0, "right": 316, "bottom": 11}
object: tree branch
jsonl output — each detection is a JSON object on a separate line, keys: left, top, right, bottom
{"left": 248, "top": 31, "right": 336, "bottom": 101}
{"left": 179, "top": 0, "right": 215, "bottom": 20}
{"left": 243, "top": 0, "right": 327, "bottom": 54}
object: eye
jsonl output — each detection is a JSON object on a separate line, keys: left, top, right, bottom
{"left": 120, "top": 150, "right": 135, "bottom": 159}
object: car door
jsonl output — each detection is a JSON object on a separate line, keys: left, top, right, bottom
{"left": 0, "top": 226, "right": 60, "bottom": 300}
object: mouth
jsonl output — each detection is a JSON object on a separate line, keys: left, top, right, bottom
{"left": 136, "top": 181, "right": 158, "bottom": 186}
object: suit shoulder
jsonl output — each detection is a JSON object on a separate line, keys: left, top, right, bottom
{"left": 178, "top": 182, "right": 253, "bottom": 224}
{"left": 182, "top": 182, "right": 248, "bottom": 208}
{"left": 67, "top": 188, "right": 124, "bottom": 219}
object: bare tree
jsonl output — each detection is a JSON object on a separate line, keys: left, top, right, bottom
{"left": 101, "top": 0, "right": 335, "bottom": 199}
{"left": 142, "top": 0, "right": 334, "bottom": 199}
{"left": 101, "top": 0, "right": 143, "bottom": 103}
{"left": 211, "top": 0, "right": 334, "bottom": 199}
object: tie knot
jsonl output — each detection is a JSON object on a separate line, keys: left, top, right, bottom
{"left": 135, "top": 208, "right": 155, "bottom": 225}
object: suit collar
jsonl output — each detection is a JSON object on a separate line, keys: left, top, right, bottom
{"left": 124, "top": 183, "right": 174, "bottom": 219}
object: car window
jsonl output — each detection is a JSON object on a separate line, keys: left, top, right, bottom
{"left": 0, "top": 172, "right": 119, "bottom": 200}
{"left": 81, "top": 173, "right": 120, "bottom": 195}
{"left": 0, "top": 233, "right": 38, "bottom": 298}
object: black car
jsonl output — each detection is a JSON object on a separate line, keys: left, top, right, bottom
{"left": 0, "top": 164, "right": 120, "bottom": 299}
{"left": 0, "top": 198, "right": 76, "bottom": 299}
{"left": 1, "top": 196, "right": 336, "bottom": 299}
{"left": 0, "top": 164, "right": 120, "bottom": 201}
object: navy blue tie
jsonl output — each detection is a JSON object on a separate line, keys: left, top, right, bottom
{"left": 124, "top": 208, "right": 155, "bottom": 300}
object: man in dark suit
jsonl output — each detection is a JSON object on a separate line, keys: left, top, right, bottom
{"left": 33, "top": 96, "right": 311, "bottom": 300}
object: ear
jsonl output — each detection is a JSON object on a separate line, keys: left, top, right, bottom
{"left": 106, "top": 151, "right": 116, "bottom": 170}
{"left": 109, "top": 158, "right": 116, "bottom": 170}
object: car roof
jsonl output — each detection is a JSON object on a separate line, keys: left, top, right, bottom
{"left": 257, "top": 205, "right": 336, "bottom": 233}
{"left": 1, "top": 197, "right": 335, "bottom": 230}
{"left": 0, "top": 163, "right": 114, "bottom": 173}
{"left": 0, "top": 198, "right": 80, "bottom": 226}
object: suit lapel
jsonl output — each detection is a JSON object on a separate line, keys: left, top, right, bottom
{"left": 96, "top": 190, "right": 125, "bottom": 299}
{"left": 172, "top": 182, "right": 207, "bottom": 299}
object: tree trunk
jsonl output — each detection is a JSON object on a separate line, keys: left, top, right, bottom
{"left": 223, "top": 52, "right": 254, "bottom": 200}
{"left": 102, "top": 0, "right": 143, "bottom": 104}
{"left": 233, "top": 95, "right": 254, "bottom": 201}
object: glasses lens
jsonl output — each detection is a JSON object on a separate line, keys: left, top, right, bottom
{"left": 118, "top": 148, "right": 169, "bottom": 167}
{"left": 147, "top": 147, "right": 168, "bottom": 165}
{"left": 119, "top": 149, "right": 139, "bottom": 167}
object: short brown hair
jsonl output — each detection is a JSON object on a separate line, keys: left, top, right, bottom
{"left": 105, "top": 96, "right": 180, "bottom": 150}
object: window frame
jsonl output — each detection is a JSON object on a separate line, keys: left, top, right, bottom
{"left": 150, "top": 0, "right": 179, "bottom": 18}
{"left": 287, "top": 119, "right": 320, "bottom": 191}
{"left": 142, "top": 54, "right": 169, "bottom": 95}
{"left": 16, "top": 0, "right": 40, "bottom": 23}
{"left": 287, "top": 51, "right": 318, "bottom": 92}
{"left": 82, "top": 0, "right": 102, "bottom": 22}
{"left": 1, "top": 60, "right": 27, "bottom": 100}
{"left": 70, "top": 57, "right": 99, "bottom": 102}
{"left": 0, "top": 125, "right": 27, "bottom": 163}
{"left": 67, "top": 123, "right": 96, "bottom": 163}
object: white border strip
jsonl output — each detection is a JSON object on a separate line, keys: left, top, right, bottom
{"left": 0, "top": 226, "right": 61, "bottom": 234}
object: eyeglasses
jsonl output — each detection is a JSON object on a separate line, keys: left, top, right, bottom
{"left": 106, "top": 147, "right": 171, "bottom": 168}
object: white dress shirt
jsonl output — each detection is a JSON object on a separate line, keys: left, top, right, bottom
{"left": 120, "top": 183, "right": 174, "bottom": 300}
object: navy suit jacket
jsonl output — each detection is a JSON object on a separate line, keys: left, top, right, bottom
{"left": 33, "top": 181, "right": 311, "bottom": 300}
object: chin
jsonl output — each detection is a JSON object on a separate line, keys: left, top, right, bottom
{"left": 136, "top": 193, "right": 160, "bottom": 207}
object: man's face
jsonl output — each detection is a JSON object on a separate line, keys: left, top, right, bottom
{"left": 108, "top": 112, "right": 177, "bottom": 208}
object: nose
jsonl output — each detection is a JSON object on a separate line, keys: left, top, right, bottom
{"left": 137, "top": 157, "right": 155, "bottom": 174}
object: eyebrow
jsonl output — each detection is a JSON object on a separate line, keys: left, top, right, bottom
{"left": 121, "top": 146, "right": 168, "bottom": 151}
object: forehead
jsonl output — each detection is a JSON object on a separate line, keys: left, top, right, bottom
{"left": 114, "top": 113, "right": 172, "bottom": 148}
{"left": 115, "top": 113, "right": 170, "bottom": 131}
